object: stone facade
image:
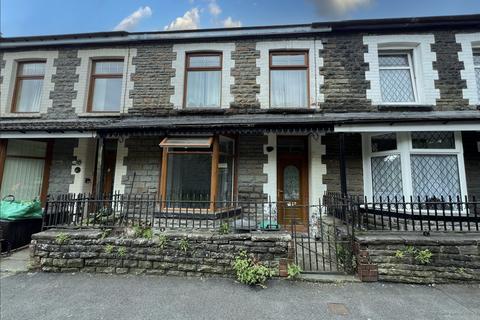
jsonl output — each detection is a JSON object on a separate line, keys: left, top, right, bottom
{"left": 123, "top": 137, "right": 163, "bottom": 194}
{"left": 237, "top": 135, "right": 268, "bottom": 202}
{"left": 129, "top": 44, "right": 176, "bottom": 115}
{"left": 322, "top": 133, "right": 364, "bottom": 195}
{"left": 47, "top": 139, "right": 77, "bottom": 195}
{"left": 30, "top": 229, "right": 291, "bottom": 277}
{"left": 355, "top": 232, "right": 480, "bottom": 283}
{"left": 45, "top": 49, "right": 80, "bottom": 118}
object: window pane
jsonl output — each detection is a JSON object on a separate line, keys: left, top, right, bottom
{"left": 371, "top": 154, "right": 403, "bottom": 199}
{"left": 475, "top": 67, "right": 480, "bottom": 99}
{"left": 7, "top": 140, "right": 47, "bottom": 158}
{"left": 473, "top": 52, "right": 480, "bottom": 66}
{"left": 219, "top": 136, "right": 234, "bottom": 155}
{"left": 186, "top": 71, "right": 221, "bottom": 108}
{"left": 411, "top": 155, "right": 460, "bottom": 198}
{"left": 166, "top": 153, "right": 212, "bottom": 207}
{"left": 189, "top": 55, "right": 221, "bottom": 68}
{"left": 271, "top": 54, "right": 305, "bottom": 66}
{"left": 271, "top": 70, "right": 307, "bottom": 108}
{"left": 411, "top": 132, "right": 455, "bottom": 149}
{"left": 379, "top": 54, "right": 409, "bottom": 67}
{"left": 0, "top": 158, "right": 45, "bottom": 200}
{"left": 16, "top": 79, "right": 43, "bottom": 112}
{"left": 380, "top": 69, "right": 415, "bottom": 102}
{"left": 94, "top": 61, "right": 123, "bottom": 74}
{"left": 217, "top": 155, "right": 234, "bottom": 204}
{"left": 371, "top": 133, "right": 397, "bottom": 152}
{"left": 283, "top": 165, "right": 300, "bottom": 201}
{"left": 19, "top": 62, "right": 45, "bottom": 76}
{"left": 92, "top": 78, "right": 122, "bottom": 111}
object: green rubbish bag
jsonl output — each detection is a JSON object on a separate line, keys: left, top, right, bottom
{"left": 0, "top": 198, "right": 43, "bottom": 220}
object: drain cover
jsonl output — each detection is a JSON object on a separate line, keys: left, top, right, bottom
{"left": 327, "top": 303, "right": 350, "bottom": 315}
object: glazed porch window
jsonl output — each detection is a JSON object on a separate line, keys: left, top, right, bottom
{"left": 378, "top": 51, "right": 417, "bottom": 103}
{"left": 160, "top": 136, "right": 235, "bottom": 209}
{"left": 269, "top": 51, "right": 308, "bottom": 108}
{"left": 12, "top": 61, "right": 45, "bottom": 113}
{"left": 88, "top": 60, "right": 124, "bottom": 112}
{"left": 185, "top": 53, "right": 222, "bottom": 108}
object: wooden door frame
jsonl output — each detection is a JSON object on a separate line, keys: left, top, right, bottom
{"left": 276, "top": 135, "right": 309, "bottom": 226}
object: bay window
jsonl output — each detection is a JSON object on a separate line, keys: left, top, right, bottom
{"left": 0, "top": 140, "right": 51, "bottom": 202}
{"left": 269, "top": 51, "right": 308, "bottom": 108}
{"left": 378, "top": 51, "right": 417, "bottom": 103}
{"left": 364, "top": 132, "right": 466, "bottom": 201}
{"left": 88, "top": 60, "right": 124, "bottom": 112}
{"left": 12, "top": 61, "right": 46, "bottom": 113}
{"left": 184, "top": 53, "right": 222, "bottom": 108}
{"left": 159, "top": 136, "right": 235, "bottom": 210}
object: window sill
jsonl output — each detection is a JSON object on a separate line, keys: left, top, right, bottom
{"left": 177, "top": 108, "right": 226, "bottom": 115}
{"left": 266, "top": 108, "right": 315, "bottom": 114}
{"left": 77, "top": 113, "right": 122, "bottom": 118}
{"left": 377, "top": 105, "right": 434, "bottom": 112}
{"left": 0, "top": 113, "right": 42, "bottom": 118}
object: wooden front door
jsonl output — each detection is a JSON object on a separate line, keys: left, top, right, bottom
{"left": 277, "top": 136, "right": 308, "bottom": 227}
{"left": 102, "top": 149, "right": 117, "bottom": 195}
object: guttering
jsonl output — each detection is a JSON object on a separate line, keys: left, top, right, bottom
{"left": 0, "top": 25, "right": 331, "bottom": 49}
{"left": 0, "top": 131, "right": 97, "bottom": 139}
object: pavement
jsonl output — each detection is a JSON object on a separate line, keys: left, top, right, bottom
{"left": 0, "top": 248, "right": 30, "bottom": 278}
{"left": 1, "top": 272, "right": 479, "bottom": 320}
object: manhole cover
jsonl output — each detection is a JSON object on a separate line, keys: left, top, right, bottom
{"left": 327, "top": 303, "right": 350, "bottom": 316}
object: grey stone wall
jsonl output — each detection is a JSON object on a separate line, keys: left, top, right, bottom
{"left": 463, "top": 131, "right": 480, "bottom": 199}
{"left": 237, "top": 135, "right": 268, "bottom": 202}
{"left": 129, "top": 44, "right": 176, "bottom": 115}
{"left": 123, "top": 137, "right": 162, "bottom": 194}
{"left": 0, "top": 52, "right": 4, "bottom": 86}
{"left": 30, "top": 229, "right": 291, "bottom": 277}
{"left": 322, "top": 133, "right": 364, "bottom": 195}
{"left": 320, "top": 35, "right": 373, "bottom": 112}
{"left": 45, "top": 49, "right": 80, "bottom": 118}
{"left": 230, "top": 41, "right": 260, "bottom": 111}
{"left": 355, "top": 232, "right": 480, "bottom": 283}
{"left": 432, "top": 31, "right": 470, "bottom": 110}
{"left": 47, "top": 139, "right": 76, "bottom": 195}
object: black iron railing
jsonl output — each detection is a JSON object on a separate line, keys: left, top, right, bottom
{"left": 324, "top": 192, "right": 480, "bottom": 232}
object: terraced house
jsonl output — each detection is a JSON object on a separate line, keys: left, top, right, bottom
{"left": 0, "top": 14, "right": 479, "bottom": 235}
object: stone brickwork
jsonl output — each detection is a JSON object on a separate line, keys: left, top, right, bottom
{"left": 463, "top": 131, "right": 480, "bottom": 199}
{"left": 230, "top": 41, "right": 261, "bottom": 111}
{"left": 46, "top": 49, "right": 80, "bottom": 118}
{"left": 123, "top": 137, "right": 162, "bottom": 194}
{"left": 47, "top": 139, "right": 77, "bottom": 195}
{"left": 322, "top": 133, "right": 364, "bottom": 195}
{"left": 237, "top": 135, "right": 268, "bottom": 203}
{"left": 320, "top": 35, "right": 372, "bottom": 112}
{"left": 355, "top": 232, "right": 480, "bottom": 283}
{"left": 30, "top": 229, "right": 291, "bottom": 277}
{"left": 0, "top": 52, "right": 4, "bottom": 86}
{"left": 432, "top": 31, "right": 470, "bottom": 110}
{"left": 129, "top": 44, "right": 176, "bottom": 115}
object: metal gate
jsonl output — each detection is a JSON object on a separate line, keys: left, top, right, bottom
{"left": 288, "top": 204, "right": 356, "bottom": 274}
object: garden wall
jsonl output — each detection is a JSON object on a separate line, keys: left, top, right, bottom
{"left": 355, "top": 232, "right": 480, "bottom": 284}
{"left": 30, "top": 229, "right": 292, "bottom": 277}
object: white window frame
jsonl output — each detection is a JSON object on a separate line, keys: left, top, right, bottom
{"left": 362, "top": 131, "right": 468, "bottom": 201}
{"left": 456, "top": 33, "right": 480, "bottom": 105}
{"left": 378, "top": 50, "right": 419, "bottom": 104}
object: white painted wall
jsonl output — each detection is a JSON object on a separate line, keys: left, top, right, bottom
{"left": 456, "top": 33, "right": 480, "bottom": 105}
{"left": 68, "top": 139, "right": 96, "bottom": 194}
{"left": 0, "top": 50, "right": 58, "bottom": 117}
{"left": 113, "top": 139, "right": 128, "bottom": 194}
{"left": 309, "top": 134, "right": 327, "bottom": 207}
{"left": 170, "top": 42, "right": 235, "bottom": 109}
{"left": 262, "top": 133, "right": 277, "bottom": 202}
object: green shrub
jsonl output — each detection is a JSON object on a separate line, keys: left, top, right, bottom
{"left": 179, "top": 238, "right": 190, "bottom": 253}
{"left": 394, "top": 250, "right": 405, "bottom": 259}
{"left": 233, "top": 251, "right": 274, "bottom": 287}
{"left": 218, "top": 222, "right": 230, "bottom": 235}
{"left": 157, "top": 234, "right": 168, "bottom": 249}
{"left": 55, "top": 232, "right": 70, "bottom": 245}
{"left": 133, "top": 226, "right": 153, "bottom": 239}
{"left": 414, "top": 249, "right": 433, "bottom": 265}
{"left": 117, "top": 246, "right": 127, "bottom": 257}
{"left": 287, "top": 263, "right": 302, "bottom": 279}
{"left": 104, "top": 244, "right": 114, "bottom": 254}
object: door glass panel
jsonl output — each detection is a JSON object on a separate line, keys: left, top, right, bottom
{"left": 283, "top": 165, "right": 300, "bottom": 201}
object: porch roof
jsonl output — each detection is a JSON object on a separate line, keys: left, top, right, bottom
{"left": 1, "top": 110, "right": 479, "bottom": 137}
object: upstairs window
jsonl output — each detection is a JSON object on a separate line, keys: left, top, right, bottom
{"left": 88, "top": 60, "right": 124, "bottom": 112}
{"left": 379, "top": 51, "right": 417, "bottom": 103}
{"left": 12, "top": 61, "right": 45, "bottom": 113}
{"left": 270, "top": 51, "right": 308, "bottom": 108}
{"left": 474, "top": 49, "right": 480, "bottom": 99}
{"left": 185, "top": 53, "right": 222, "bottom": 108}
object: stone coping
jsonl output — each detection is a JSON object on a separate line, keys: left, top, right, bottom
{"left": 355, "top": 231, "right": 480, "bottom": 245}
